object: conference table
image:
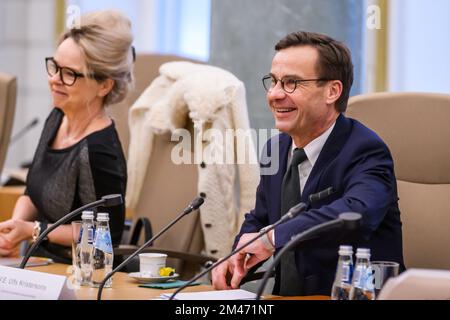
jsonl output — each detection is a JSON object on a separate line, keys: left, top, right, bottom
{"left": 29, "top": 263, "right": 217, "bottom": 300}
{"left": 28, "top": 263, "right": 329, "bottom": 300}
{"left": 1, "top": 185, "right": 328, "bottom": 301}
{"left": 0, "top": 185, "right": 24, "bottom": 221}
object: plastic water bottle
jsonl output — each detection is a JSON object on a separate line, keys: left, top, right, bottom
{"left": 91, "top": 212, "right": 114, "bottom": 288}
{"left": 79, "top": 210, "right": 95, "bottom": 286}
{"left": 349, "top": 248, "right": 375, "bottom": 300}
{"left": 331, "top": 245, "right": 354, "bottom": 300}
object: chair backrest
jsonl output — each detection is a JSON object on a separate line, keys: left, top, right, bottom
{"left": 346, "top": 92, "right": 450, "bottom": 270}
{"left": 133, "top": 120, "right": 202, "bottom": 277}
{"left": 108, "top": 54, "right": 203, "bottom": 277}
{"left": 0, "top": 73, "right": 17, "bottom": 173}
{"left": 108, "top": 54, "right": 199, "bottom": 157}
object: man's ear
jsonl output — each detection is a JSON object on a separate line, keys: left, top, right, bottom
{"left": 325, "top": 80, "right": 343, "bottom": 105}
{"left": 98, "top": 78, "right": 115, "bottom": 98}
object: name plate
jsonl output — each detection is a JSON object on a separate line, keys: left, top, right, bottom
{"left": 0, "top": 265, "right": 75, "bottom": 300}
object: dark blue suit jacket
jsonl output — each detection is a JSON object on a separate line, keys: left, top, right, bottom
{"left": 236, "top": 114, "right": 405, "bottom": 296}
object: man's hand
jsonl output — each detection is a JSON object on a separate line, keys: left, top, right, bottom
{"left": 212, "top": 231, "right": 275, "bottom": 290}
{"left": 211, "top": 251, "right": 251, "bottom": 290}
{"left": 235, "top": 232, "right": 274, "bottom": 271}
{"left": 211, "top": 258, "right": 232, "bottom": 290}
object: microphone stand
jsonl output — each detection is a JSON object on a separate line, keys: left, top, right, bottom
{"left": 20, "top": 194, "right": 123, "bottom": 269}
{"left": 10, "top": 118, "right": 39, "bottom": 144}
{"left": 168, "top": 202, "right": 308, "bottom": 300}
{"left": 96, "top": 197, "right": 204, "bottom": 300}
{"left": 255, "top": 212, "right": 362, "bottom": 300}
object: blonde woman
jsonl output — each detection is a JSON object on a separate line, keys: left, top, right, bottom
{"left": 0, "top": 10, "right": 133, "bottom": 263}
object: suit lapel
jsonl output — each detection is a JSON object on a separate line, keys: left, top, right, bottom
{"left": 302, "top": 114, "right": 352, "bottom": 201}
{"left": 273, "top": 133, "right": 292, "bottom": 219}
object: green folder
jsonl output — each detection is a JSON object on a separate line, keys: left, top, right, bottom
{"left": 139, "top": 280, "right": 201, "bottom": 289}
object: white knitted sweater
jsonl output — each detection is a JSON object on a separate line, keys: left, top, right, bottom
{"left": 126, "top": 61, "right": 260, "bottom": 258}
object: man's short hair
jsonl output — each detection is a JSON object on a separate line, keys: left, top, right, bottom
{"left": 275, "top": 31, "right": 354, "bottom": 113}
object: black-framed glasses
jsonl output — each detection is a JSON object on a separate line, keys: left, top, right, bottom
{"left": 45, "top": 57, "right": 87, "bottom": 86}
{"left": 262, "top": 75, "right": 331, "bottom": 93}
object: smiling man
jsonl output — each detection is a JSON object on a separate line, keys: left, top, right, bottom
{"left": 212, "top": 31, "right": 405, "bottom": 297}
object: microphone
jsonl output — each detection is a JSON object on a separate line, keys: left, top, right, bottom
{"left": 186, "top": 197, "right": 204, "bottom": 213}
{"left": 20, "top": 194, "right": 123, "bottom": 269}
{"left": 10, "top": 118, "right": 39, "bottom": 144}
{"left": 255, "top": 212, "right": 362, "bottom": 300}
{"left": 96, "top": 196, "right": 205, "bottom": 300}
{"left": 168, "top": 187, "right": 334, "bottom": 300}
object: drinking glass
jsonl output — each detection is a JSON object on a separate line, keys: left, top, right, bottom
{"left": 372, "top": 261, "right": 400, "bottom": 296}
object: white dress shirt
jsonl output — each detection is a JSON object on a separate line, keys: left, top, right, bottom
{"left": 289, "top": 122, "right": 336, "bottom": 194}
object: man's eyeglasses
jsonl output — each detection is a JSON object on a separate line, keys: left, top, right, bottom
{"left": 45, "top": 57, "right": 88, "bottom": 86}
{"left": 262, "top": 75, "right": 330, "bottom": 94}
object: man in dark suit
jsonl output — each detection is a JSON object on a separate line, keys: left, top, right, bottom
{"left": 211, "top": 31, "right": 404, "bottom": 296}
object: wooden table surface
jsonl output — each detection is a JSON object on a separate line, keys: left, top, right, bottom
{"left": 0, "top": 185, "right": 25, "bottom": 221}
{"left": 29, "top": 263, "right": 216, "bottom": 300}
{"left": 28, "top": 263, "right": 329, "bottom": 300}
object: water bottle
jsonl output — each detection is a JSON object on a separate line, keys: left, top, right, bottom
{"left": 331, "top": 245, "right": 354, "bottom": 300}
{"left": 79, "top": 210, "right": 95, "bottom": 286}
{"left": 91, "top": 212, "right": 114, "bottom": 288}
{"left": 349, "top": 248, "right": 375, "bottom": 300}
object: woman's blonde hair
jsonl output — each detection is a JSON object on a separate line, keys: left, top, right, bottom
{"left": 58, "top": 10, "right": 134, "bottom": 106}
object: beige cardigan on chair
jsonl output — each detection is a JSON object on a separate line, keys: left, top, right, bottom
{"left": 126, "top": 61, "right": 260, "bottom": 258}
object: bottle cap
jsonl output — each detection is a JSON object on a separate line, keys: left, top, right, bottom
{"left": 81, "top": 210, "right": 94, "bottom": 220}
{"left": 97, "top": 212, "right": 109, "bottom": 221}
{"left": 338, "top": 245, "right": 353, "bottom": 256}
{"left": 355, "top": 247, "right": 371, "bottom": 258}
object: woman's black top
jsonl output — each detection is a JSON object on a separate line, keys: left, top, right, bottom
{"left": 25, "top": 108, "right": 127, "bottom": 263}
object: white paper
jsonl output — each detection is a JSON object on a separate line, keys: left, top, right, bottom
{"left": 377, "top": 268, "right": 450, "bottom": 300}
{"left": 0, "top": 265, "right": 75, "bottom": 300}
{"left": 0, "top": 257, "right": 53, "bottom": 268}
{"left": 161, "top": 289, "right": 257, "bottom": 300}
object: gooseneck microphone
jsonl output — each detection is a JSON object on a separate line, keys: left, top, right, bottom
{"left": 10, "top": 118, "right": 39, "bottom": 144}
{"left": 96, "top": 196, "right": 204, "bottom": 300}
{"left": 20, "top": 194, "right": 123, "bottom": 269}
{"left": 255, "top": 212, "right": 362, "bottom": 300}
{"left": 169, "top": 187, "right": 335, "bottom": 300}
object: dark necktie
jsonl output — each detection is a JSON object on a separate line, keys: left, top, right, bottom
{"left": 279, "top": 147, "right": 307, "bottom": 296}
